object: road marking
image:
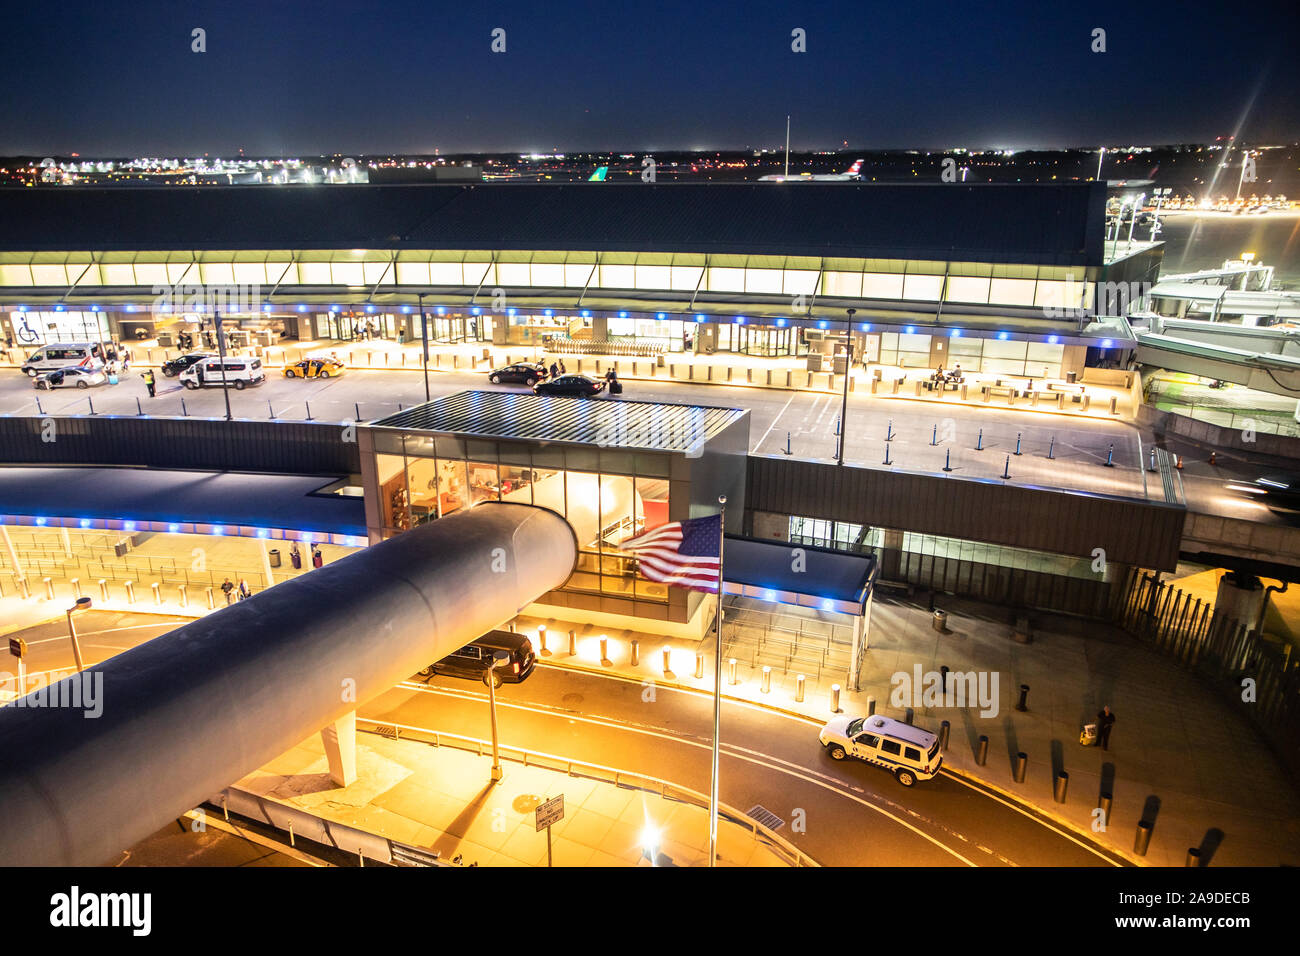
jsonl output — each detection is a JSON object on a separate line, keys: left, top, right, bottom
{"left": 393, "top": 681, "right": 979, "bottom": 865}
{"left": 25, "top": 622, "right": 181, "bottom": 647}
{"left": 755, "top": 393, "right": 797, "bottom": 451}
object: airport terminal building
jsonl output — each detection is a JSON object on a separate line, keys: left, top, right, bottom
{"left": 0, "top": 182, "right": 1158, "bottom": 377}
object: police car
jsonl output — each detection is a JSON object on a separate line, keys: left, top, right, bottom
{"left": 819, "top": 714, "right": 942, "bottom": 787}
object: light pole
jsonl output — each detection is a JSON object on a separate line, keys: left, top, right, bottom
{"left": 486, "top": 649, "right": 509, "bottom": 781}
{"left": 66, "top": 596, "right": 92, "bottom": 672}
{"left": 418, "top": 292, "right": 430, "bottom": 402}
{"left": 1095, "top": 146, "right": 1106, "bottom": 181}
{"left": 212, "top": 311, "right": 232, "bottom": 421}
{"left": 708, "top": 495, "right": 726, "bottom": 867}
{"left": 838, "top": 308, "right": 855, "bottom": 465}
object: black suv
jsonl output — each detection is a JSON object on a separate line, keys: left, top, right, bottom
{"left": 533, "top": 374, "right": 606, "bottom": 398}
{"left": 418, "top": 630, "right": 536, "bottom": 684}
{"left": 488, "top": 362, "right": 547, "bottom": 386}
{"left": 162, "top": 352, "right": 215, "bottom": 377}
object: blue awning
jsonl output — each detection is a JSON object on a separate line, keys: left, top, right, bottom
{"left": 723, "top": 535, "right": 874, "bottom": 615}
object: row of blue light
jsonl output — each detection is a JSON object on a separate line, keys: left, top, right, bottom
{"left": 7, "top": 303, "right": 1114, "bottom": 348}
{"left": 27, "top": 515, "right": 363, "bottom": 546}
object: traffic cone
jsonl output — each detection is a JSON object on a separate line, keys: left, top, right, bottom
{"left": 1175, "top": 455, "right": 1183, "bottom": 469}
{"left": 1209, "top": 451, "right": 1217, "bottom": 465}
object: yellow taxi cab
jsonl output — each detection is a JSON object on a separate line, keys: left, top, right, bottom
{"left": 284, "top": 357, "right": 345, "bottom": 379}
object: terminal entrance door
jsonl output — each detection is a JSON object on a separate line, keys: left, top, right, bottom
{"left": 736, "top": 324, "right": 793, "bottom": 357}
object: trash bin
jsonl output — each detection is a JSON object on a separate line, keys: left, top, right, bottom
{"left": 656, "top": 354, "right": 665, "bottom": 368}
{"left": 269, "top": 548, "right": 281, "bottom": 568}
{"left": 932, "top": 610, "right": 948, "bottom": 632}
{"left": 1066, "top": 370, "right": 1078, "bottom": 384}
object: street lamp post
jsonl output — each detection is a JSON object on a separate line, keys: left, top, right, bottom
{"left": 486, "top": 649, "right": 509, "bottom": 781}
{"left": 708, "top": 494, "right": 727, "bottom": 867}
{"left": 213, "top": 311, "right": 232, "bottom": 421}
{"left": 66, "top": 596, "right": 92, "bottom": 672}
{"left": 418, "top": 292, "right": 430, "bottom": 402}
{"left": 838, "top": 308, "right": 855, "bottom": 465}
{"left": 1096, "top": 146, "right": 1106, "bottom": 181}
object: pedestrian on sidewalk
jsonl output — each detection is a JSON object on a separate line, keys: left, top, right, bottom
{"left": 550, "top": 361, "right": 559, "bottom": 379}
{"left": 122, "top": 348, "right": 131, "bottom": 372}
{"left": 237, "top": 578, "right": 251, "bottom": 601}
{"left": 142, "top": 368, "right": 156, "bottom": 397}
{"left": 1096, "top": 705, "right": 1116, "bottom": 751}
{"left": 290, "top": 543, "right": 302, "bottom": 569}
{"left": 558, "top": 359, "right": 566, "bottom": 374}
{"left": 220, "top": 577, "right": 234, "bottom": 605}
{"left": 311, "top": 544, "right": 323, "bottom": 568}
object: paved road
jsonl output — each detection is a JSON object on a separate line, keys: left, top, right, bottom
{"left": 2, "top": 610, "right": 187, "bottom": 681}
{"left": 362, "top": 666, "right": 1129, "bottom": 867}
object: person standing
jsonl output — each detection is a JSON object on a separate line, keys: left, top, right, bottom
{"left": 311, "top": 544, "right": 324, "bottom": 568}
{"left": 550, "top": 361, "right": 559, "bottom": 379}
{"left": 1096, "top": 705, "right": 1116, "bottom": 751}
{"left": 220, "top": 577, "right": 234, "bottom": 605}
{"left": 122, "top": 348, "right": 131, "bottom": 372}
{"left": 237, "top": 578, "right": 251, "bottom": 601}
{"left": 290, "top": 543, "right": 302, "bottom": 569}
{"left": 142, "top": 368, "right": 156, "bottom": 398}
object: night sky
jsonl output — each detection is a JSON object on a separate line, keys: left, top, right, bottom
{"left": 2, "top": 0, "right": 1296, "bottom": 155}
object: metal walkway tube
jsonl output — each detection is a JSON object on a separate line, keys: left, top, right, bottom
{"left": 0, "top": 504, "right": 577, "bottom": 866}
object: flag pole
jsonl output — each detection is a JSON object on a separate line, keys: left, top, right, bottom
{"left": 709, "top": 494, "right": 727, "bottom": 868}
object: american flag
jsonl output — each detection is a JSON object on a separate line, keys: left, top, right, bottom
{"left": 619, "top": 514, "right": 722, "bottom": 593}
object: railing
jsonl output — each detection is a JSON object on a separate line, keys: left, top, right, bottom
{"left": 355, "top": 718, "right": 817, "bottom": 867}
{"left": 1144, "top": 381, "right": 1300, "bottom": 437}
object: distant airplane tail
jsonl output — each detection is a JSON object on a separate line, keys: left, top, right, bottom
{"left": 588, "top": 166, "right": 609, "bottom": 182}
{"left": 845, "top": 159, "right": 864, "bottom": 177}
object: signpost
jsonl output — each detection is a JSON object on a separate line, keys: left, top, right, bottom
{"left": 534, "top": 794, "right": 565, "bottom": 867}
{"left": 9, "top": 636, "right": 27, "bottom": 699}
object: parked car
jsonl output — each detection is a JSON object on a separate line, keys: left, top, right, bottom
{"left": 161, "top": 352, "right": 215, "bottom": 377}
{"left": 33, "top": 366, "right": 108, "bottom": 390}
{"left": 488, "top": 362, "right": 547, "bottom": 386}
{"left": 533, "top": 374, "right": 606, "bottom": 398}
{"left": 178, "top": 356, "right": 266, "bottom": 390}
{"left": 418, "top": 630, "right": 536, "bottom": 684}
{"left": 819, "top": 714, "right": 941, "bottom": 787}
{"left": 284, "top": 357, "right": 345, "bottom": 379}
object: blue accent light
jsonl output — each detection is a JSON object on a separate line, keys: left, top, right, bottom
{"left": 904, "top": 325, "right": 915, "bottom": 334}
{"left": 1047, "top": 335, "right": 1059, "bottom": 345}
{"left": 776, "top": 318, "right": 787, "bottom": 327}
{"left": 79, "top": 518, "right": 91, "bottom": 528}
{"left": 581, "top": 310, "right": 591, "bottom": 318}
{"left": 695, "top": 314, "right": 705, "bottom": 323}
{"left": 35, "top": 517, "right": 47, "bottom": 526}
{"left": 471, "top": 307, "right": 481, "bottom": 315}
{"left": 950, "top": 329, "right": 961, "bottom": 338}
{"left": 997, "top": 331, "right": 1010, "bottom": 341}
{"left": 125, "top": 304, "right": 135, "bottom": 312}
{"left": 90, "top": 304, "right": 99, "bottom": 312}
{"left": 656, "top": 312, "right": 665, "bottom": 320}
{"left": 436, "top": 306, "right": 446, "bottom": 315}
{"left": 1101, "top": 338, "right": 1113, "bottom": 349}
{"left": 734, "top": 315, "right": 745, "bottom": 324}
{"left": 365, "top": 305, "right": 376, "bottom": 313}
{"left": 821, "top": 599, "right": 835, "bottom": 612}
{"left": 507, "top": 307, "right": 516, "bottom": 316}
{"left": 401, "top": 305, "right": 411, "bottom": 314}
{"left": 764, "top": 590, "right": 777, "bottom": 602}
{"left": 16, "top": 305, "right": 26, "bottom": 312}
{"left": 168, "top": 523, "right": 180, "bottom": 533}
{"left": 256, "top": 528, "right": 269, "bottom": 538}
{"left": 817, "top": 320, "right": 828, "bottom": 330}
{"left": 297, "top": 304, "right": 307, "bottom": 312}
{"left": 124, "top": 521, "right": 136, "bottom": 532}
{"left": 619, "top": 311, "right": 628, "bottom": 318}
{"left": 331, "top": 305, "right": 340, "bottom": 313}
{"left": 544, "top": 309, "right": 553, "bottom": 316}
{"left": 213, "top": 525, "right": 224, "bottom": 536}
{"left": 55, "top": 305, "right": 64, "bottom": 312}
{"left": 861, "top": 323, "right": 871, "bottom": 332}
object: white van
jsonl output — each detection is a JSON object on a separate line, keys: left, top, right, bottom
{"left": 21, "top": 342, "right": 105, "bottom": 377}
{"left": 178, "top": 355, "right": 267, "bottom": 390}
{"left": 819, "top": 714, "right": 942, "bottom": 786}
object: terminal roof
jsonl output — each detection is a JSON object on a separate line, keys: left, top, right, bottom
{"left": 0, "top": 182, "right": 1105, "bottom": 266}
{"left": 368, "top": 390, "right": 745, "bottom": 454}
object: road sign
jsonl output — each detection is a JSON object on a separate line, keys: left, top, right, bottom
{"left": 534, "top": 794, "right": 564, "bottom": 832}
{"left": 8, "top": 637, "right": 26, "bottom": 659}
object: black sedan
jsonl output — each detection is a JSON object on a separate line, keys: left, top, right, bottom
{"left": 162, "top": 352, "right": 215, "bottom": 377}
{"left": 533, "top": 374, "right": 607, "bottom": 398}
{"left": 488, "top": 362, "right": 547, "bottom": 386}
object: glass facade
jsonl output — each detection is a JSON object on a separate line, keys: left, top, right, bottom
{"left": 373, "top": 433, "right": 674, "bottom": 603}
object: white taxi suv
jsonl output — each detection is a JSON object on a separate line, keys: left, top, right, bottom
{"left": 819, "top": 714, "right": 942, "bottom": 787}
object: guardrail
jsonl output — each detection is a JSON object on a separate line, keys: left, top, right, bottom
{"left": 355, "top": 718, "right": 817, "bottom": 867}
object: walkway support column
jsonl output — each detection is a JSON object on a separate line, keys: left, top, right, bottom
{"left": 321, "top": 712, "right": 357, "bottom": 787}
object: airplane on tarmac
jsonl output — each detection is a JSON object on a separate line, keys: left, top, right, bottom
{"left": 759, "top": 159, "right": 864, "bottom": 182}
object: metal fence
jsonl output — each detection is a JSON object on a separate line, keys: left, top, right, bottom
{"left": 1111, "top": 567, "right": 1300, "bottom": 780}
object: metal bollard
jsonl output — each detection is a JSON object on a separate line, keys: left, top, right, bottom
{"left": 152, "top": 581, "right": 162, "bottom": 605}
{"left": 124, "top": 580, "right": 135, "bottom": 604}
{"left": 904, "top": 707, "right": 914, "bottom": 724}
{"left": 1014, "top": 752, "right": 1028, "bottom": 783}
{"left": 661, "top": 645, "right": 671, "bottom": 675}
{"left": 71, "top": 578, "right": 81, "bottom": 599}
{"left": 43, "top": 577, "right": 54, "bottom": 600}
{"left": 178, "top": 584, "right": 188, "bottom": 608}
{"left": 938, "top": 720, "right": 950, "bottom": 751}
{"left": 568, "top": 629, "right": 577, "bottom": 656}
{"left": 795, "top": 674, "right": 805, "bottom": 703}
{"left": 830, "top": 684, "right": 841, "bottom": 713}
{"left": 629, "top": 638, "right": 638, "bottom": 665}
{"left": 1186, "top": 848, "right": 1202, "bottom": 868}
{"left": 599, "top": 634, "right": 608, "bottom": 664}
{"left": 539, "top": 625, "right": 550, "bottom": 657}
{"left": 1015, "top": 683, "right": 1029, "bottom": 711}
{"left": 98, "top": 579, "right": 109, "bottom": 601}
{"left": 696, "top": 651, "right": 704, "bottom": 680}
{"left": 206, "top": 586, "right": 215, "bottom": 610}
{"left": 1099, "top": 792, "right": 1113, "bottom": 828}
{"left": 1053, "top": 771, "right": 1069, "bottom": 803}
{"left": 761, "top": 665, "right": 771, "bottom": 693}
{"left": 1134, "top": 821, "right": 1153, "bottom": 856}
{"left": 728, "top": 658, "right": 737, "bottom": 685}
{"left": 866, "top": 695, "right": 876, "bottom": 716}
{"left": 976, "top": 735, "right": 989, "bottom": 765}
{"left": 940, "top": 665, "right": 949, "bottom": 689}
{"left": 18, "top": 577, "right": 30, "bottom": 599}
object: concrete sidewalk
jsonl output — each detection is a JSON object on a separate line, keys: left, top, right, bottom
{"left": 237, "top": 728, "right": 790, "bottom": 867}
{"left": 513, "top": 595, "right": 1300, "bottom": 868}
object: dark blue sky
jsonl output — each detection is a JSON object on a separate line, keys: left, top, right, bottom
{"left": 2, "top": 0, "right": 1295, "bottom": 155}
